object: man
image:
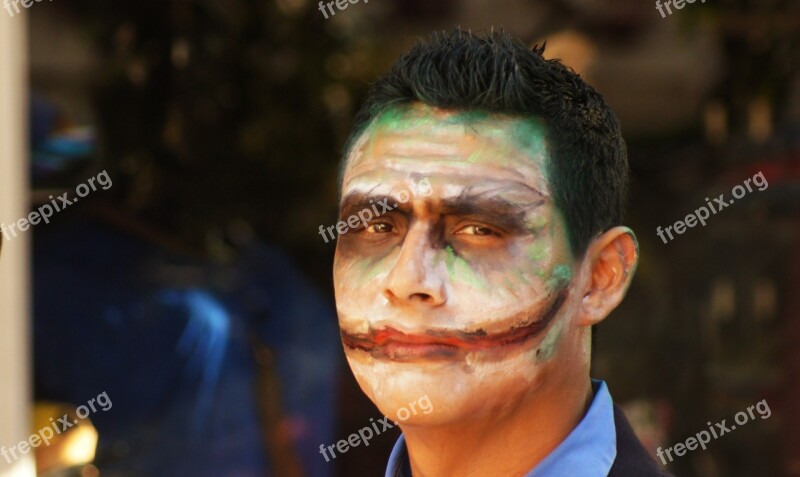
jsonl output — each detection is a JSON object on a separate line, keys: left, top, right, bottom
{"left": 333, "top": 29, "right": 670, "bottom": 477}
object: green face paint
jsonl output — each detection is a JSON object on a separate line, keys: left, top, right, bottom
{"left": 351, "top": 105, "right": 552, "bottom": 173}
{"left": 547, "top": 264, "right": 573, "bottom": 290}
{"left": 508, "top": 118, "right": 549, "bottom": 160}
{"left": 443, "top": 245, "right": 488, "bottom": 290}
{"left": 368, "top": 104, "right": 438, "bottom": 134}
{"left": 526, "top": 242, "right": 547, "bottom": 261}
{"left": 535, "top": 315, "right": 564, "bottom": 362}
{"left": 358, "top": 255, "right": 389, "bottom": 285}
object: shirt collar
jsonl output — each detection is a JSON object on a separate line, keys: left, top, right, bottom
{"left": 526, "top": 379, "right": 616, "bottom": 477}
{"left": 384, "top": 379, "right": 616, "bottom": 477}
{"left": 385, "top": 433, "right": 411, "bottom": 477}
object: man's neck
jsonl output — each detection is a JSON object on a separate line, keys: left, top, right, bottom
{"left": 400, "top": 372, "right": 593, "bottom": 477}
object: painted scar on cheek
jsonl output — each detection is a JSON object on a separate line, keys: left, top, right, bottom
{"left": 535, "top": 313, "right": 564, "bottom": 362}
{"left": 340, "top": 290, "right": 568, "bottom": 362}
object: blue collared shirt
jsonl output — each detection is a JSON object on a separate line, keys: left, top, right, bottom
{"left": 385, "top": 379, "right": 617, "bottom": 477}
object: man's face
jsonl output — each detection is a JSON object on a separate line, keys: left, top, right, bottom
{"left": 334, "top": 104, "right": 586, "bottom": 425}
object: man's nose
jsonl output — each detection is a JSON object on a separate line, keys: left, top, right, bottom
{"left": 382, "top": 224, "right": 446, "bottom": 307}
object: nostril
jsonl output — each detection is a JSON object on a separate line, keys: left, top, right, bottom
{"left": 383, "top": 289, "right": 398, "bottom": 303}
{"left": 409, "top": 293, "right": 433, "bottom": 303}
{"left": 383, "top": 289, "right": 434, "bottom": 304}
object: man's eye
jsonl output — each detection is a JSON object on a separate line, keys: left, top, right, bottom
{"left": 455, "top": 225, "right": 498, "bottom": 236}
{"left": 366, "top": 222, "right": 394, "bottom": 234}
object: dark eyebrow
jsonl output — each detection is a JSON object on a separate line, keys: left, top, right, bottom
{"left": 339, "top": 184, "right": 547, "bottom": 231}
{"left": 339, "top": 191, "right": 407, "bottom": 220}
{"left": 440, "top": 194, "right": 544, "bottom": 232}
{"left": 339, "top": 191, "right": 365, "bottom": 214}
{"left": 441, "top": 196, "right": 522, "bottom": 216}
{"left": 442, "top": 183, "right": 545, "bottom": 216}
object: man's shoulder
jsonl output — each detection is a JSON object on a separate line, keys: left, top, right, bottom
{"left": 609, "top": 404, "right": 675, "bottom": 477}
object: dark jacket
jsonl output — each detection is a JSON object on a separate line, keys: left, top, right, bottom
{"left": 608, "top": 405, "right": 675, "bottom": 477}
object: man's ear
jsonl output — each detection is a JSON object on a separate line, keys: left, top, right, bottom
{"left": 577, "top": 226, "right": 638, "bottom": 327}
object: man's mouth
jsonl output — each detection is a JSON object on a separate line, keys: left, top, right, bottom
{"left": 341, "top": 291, "right": 567, "bottom": 362}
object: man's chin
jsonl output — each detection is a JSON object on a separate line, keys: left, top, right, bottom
{"left": 346, "top": 347, "right": 546, "bottom": 426}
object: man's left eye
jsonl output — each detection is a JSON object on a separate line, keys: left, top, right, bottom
{"left": 455, "top": 225, "right": 499, "bottom": 236}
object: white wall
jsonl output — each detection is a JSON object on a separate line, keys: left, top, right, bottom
{"left": 0, "top": 9, "right": 35, "bottom": 477}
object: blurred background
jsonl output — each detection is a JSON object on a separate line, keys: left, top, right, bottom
{"left": 0, "top": 0, "right": 798, "bottom": 476}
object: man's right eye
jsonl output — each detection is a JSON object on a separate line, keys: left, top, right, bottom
{"left": 366, "top": 222, "right": 394, "bottom": 234}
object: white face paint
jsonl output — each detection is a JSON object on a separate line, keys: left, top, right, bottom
{"left": 334, "top": 104, "right": 587, "bottom": 426}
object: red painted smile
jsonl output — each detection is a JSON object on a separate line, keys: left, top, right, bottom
{"left": 341, "top": 291, "right": 566, "bottom": 362}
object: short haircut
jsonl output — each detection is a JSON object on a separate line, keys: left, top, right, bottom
{"left": 339, "top": 28, "right": 628, "bottom": 256}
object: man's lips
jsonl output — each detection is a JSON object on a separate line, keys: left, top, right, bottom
{"left": 341, "top": 291, "right": 567, "bottom": 361}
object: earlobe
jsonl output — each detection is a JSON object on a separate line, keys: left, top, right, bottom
{"left": 578, "top": 226, "right": 638, "bottom": 327}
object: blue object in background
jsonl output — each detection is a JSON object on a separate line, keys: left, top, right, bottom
{"left": 33, "top": 219, "right": 340, "bottom": 477}
{"left": 29, "top": 94, "right": 95, "bottom": 181}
